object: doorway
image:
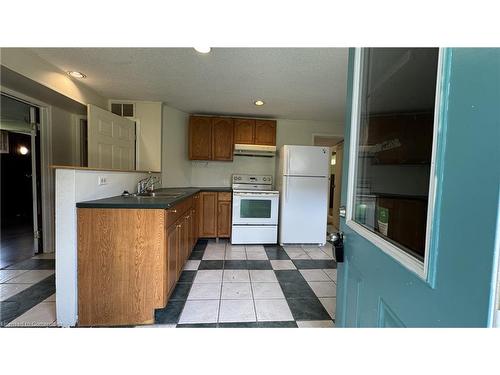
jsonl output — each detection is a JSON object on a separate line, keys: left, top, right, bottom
{"left": 0, "top": 94, "right": 42, "bottom": 268}
{"left": 312, "top": 135, "right": 344, "bottom": 236}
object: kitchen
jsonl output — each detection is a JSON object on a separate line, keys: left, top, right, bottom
{"left": 0, "top": 48, "right": 346, "bottom": 328}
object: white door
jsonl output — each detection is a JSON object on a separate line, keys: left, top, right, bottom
{"left": 279, "top": 175, "right": 329, "bottom": 245}
{"left": 282, "top": 145, "right": 330, "bottom": 176}
{"left": 87, "top": 104, "right": 136, "bottom": 170}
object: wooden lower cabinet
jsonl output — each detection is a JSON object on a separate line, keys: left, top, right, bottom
{"left": 77, "top": 190, "right": 230, "bottom": 326}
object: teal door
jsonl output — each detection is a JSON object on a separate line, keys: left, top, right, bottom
{"left": 336, "top": 48, "right": 500, "bottom": 327}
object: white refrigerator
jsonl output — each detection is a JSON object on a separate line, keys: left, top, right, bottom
{"left": 277, "top": 145, "right": 330, "bottom": 245}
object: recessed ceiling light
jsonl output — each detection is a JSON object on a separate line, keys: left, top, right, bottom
{"left": 194, "top": 47, "right": 211, "bottom": 54}
{"left": 254, "top": 100, "right": 265, "bottom": 106}
{"left": 68, "top": 71, "right": 86, "bottom": 78}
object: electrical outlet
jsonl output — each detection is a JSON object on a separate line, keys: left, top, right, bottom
{"left": 98, "top": 176, "right": 108, "bottom": 185}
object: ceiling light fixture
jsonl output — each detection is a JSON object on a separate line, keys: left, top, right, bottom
{"left": 254, "top": 100, "right": 265, "bottom": 106}
{"left": 19, "top": 146, "right": 29, "bottom": 155}
{"left": 68, "top": 71, "right": 86, "bottom": 79}
{"left": 194, "top": 47, "right": 211, "bottom": 54}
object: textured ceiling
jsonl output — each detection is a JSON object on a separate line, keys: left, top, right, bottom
{"left": 30, "top": 48, "right": 349, "bottom": 122}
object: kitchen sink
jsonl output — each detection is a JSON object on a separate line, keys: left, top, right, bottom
{"left": 136, "top": 191, "right": 185, "bottom": 198}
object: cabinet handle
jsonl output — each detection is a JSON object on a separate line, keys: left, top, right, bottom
{"left": 176, "top": 224, "right": 181, "bottom": 228}
{"left": 169, "top": 209, "right": 177, "bottom": 213}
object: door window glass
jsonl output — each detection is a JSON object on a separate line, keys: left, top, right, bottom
{"left": 240, "top": 199, "right": 272, "bottom": 218}
{"left": 353, "top": 48, "right": 439, "bottom": 261}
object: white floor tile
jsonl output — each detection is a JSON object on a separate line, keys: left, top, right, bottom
{"left": 221, "top": 282, "right": 252, "bottom": 299}
{"left": 245, "top": 250, "right": 268, "bottom": 260}
{"left": 5, "top": 270, "right": 54, "bottom": 284}
{"left": 218, "top": 300, "right": 256, "bottom": 323}
{"left": 304, "top": 249, "right": 332, "bottom": 260}
{"left": 296, "top": 320, "right": 335, "bottom": 328}
{"left": 255, "top": 299, "right": 294, "bottom": 322}
{"left": 193, "top": 270, "right": 223, "bottom": 283}
{"left": 7, "top": 302, "right": 56, "bottom": 327}
{"left": 270, "top": 260, "right": 297, "bottom": 270}
{"left": 0, "top": 283, "right": 32, "bottom": 301}
{"left": 43, "top": 293, "right": 56, "bottom": 302}
{"left": 138, "top": 323, "right": 176, "bottom": 328}
{"left": 322, "top": 269, "right": 337, "bottom": 282}
{"left": 251, "top": 282, "right": 285, "bottom": 299}
{"left": 245, "top": 245, "right": 265, "bottom": 252}
{"left": 183, "top": 260, "right": 201, "bottom": 271}
{"left": 32, "top": 252, "right": 56, "bottom": 259}
{"left": 225, "top": 250, "right": 246, "bottom": 260}
{"left": 202, "top": 250, "right": 225, "bottom": 260}
{"left": 299, "top": 269, "right": 331, "bottom": 282}
{"left": 319, "top": 246, "right": 334, "bottom": 258}
{"left": 319, "top": 297, "right": 336, "bottom": 319}
{"left": 249, "top": 270, "right": 278, "bottom": 282}
{"left": 188, "top": 283, "right": 222, "bottom": 300}
{"left": 223, "top": 269, "right": 250, "bottom": 282}
{"left": 226, "top": 245, "right": 245, "bottom": 251}
{"left": 283, "top": 248, "right": 310, "bottom": 259}
{"left": 0, "top": 270, "right": 29, "bottom": 283}
{"left": 308, "top": 281, "right": 336, "bottom": 297}
{"left": 179, "top": 300, "right": 219, "bottom": 324}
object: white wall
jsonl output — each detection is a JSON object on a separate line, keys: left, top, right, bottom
{"left": 133, "top": 101, "right": 162, "bottom": 172}
{"left": 51, "top": 106, "right": 79, "bottom": 166}
{"left": 55, "top": 168, "right": 159, "bottom": 327}
{"left": 161, "top": 105, "right": 344, "bottom": 187}
{"left": 0, "top": 48, "right": 107, "bottom": 108}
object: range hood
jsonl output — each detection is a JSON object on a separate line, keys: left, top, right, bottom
{"left": 234, "top": 144, "right": 276, "bottom": 157}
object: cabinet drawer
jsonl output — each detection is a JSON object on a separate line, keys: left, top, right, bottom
{"left": 218, "top": 192, "right": 232, "bottom": 202}
{"left": 165, "top": 196, "right": 193, "bottom": 228}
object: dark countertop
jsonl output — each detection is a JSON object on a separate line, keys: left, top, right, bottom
{"left": 76, "top": 187, "right": 232, "bottom": 209}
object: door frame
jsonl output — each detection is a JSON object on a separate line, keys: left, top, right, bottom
{"left": 344, "top": 48, "right": 445, "bottom": 283}
{"left": 1, "top": 86, "right": 54, "bottom": 253}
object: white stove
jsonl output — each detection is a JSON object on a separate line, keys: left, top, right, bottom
{"left": 231, "top": 174, "right": 279, "bottom": 244}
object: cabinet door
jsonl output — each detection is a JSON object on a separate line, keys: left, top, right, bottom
{"left": 193, "top": 194, "right": 200, "bottom": 242}
{"left": 189, "top": 116, "right": 212, "bottom": 160}
{"left": 190, "top": 208, "right": 196, "bottom": 251}
{"left": 217, "top": 200, "right": 232, "bottom": 238}
{"left": 234, "top": 119, "right": 255, "bottom": 144}
{"left": 166, "top": 224, "right": 178, "bottom": 295}
{"left": 199, "top": 192, "right": 218, "bottom": 237}
{"left": 177, "top": 219, "right": 186, "bottom": 275}
{"left": 212, "top": 117, "right": 234, "bottom": 161}
{"left": 255, "top": 120, "right": 277, "bottom": 146}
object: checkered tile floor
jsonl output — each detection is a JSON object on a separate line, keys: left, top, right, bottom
{"left": 153, "top": 239, "right": 337, "bottom": 328}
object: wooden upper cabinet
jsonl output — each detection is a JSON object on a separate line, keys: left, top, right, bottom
{"left": 234, "top": 119, "right": 255, "bottom": 144}
{"left": 189, "top": 116, "right": 212, "bottom": 160}
{"left": 212, "top": 117, "right": 234, "bottom": 161}
{"left": 255, "top": 120, "right": 277, "bottom": 146}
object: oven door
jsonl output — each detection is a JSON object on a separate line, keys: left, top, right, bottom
{"left": 232, "top": 192, "right": 279, "bottom": 225}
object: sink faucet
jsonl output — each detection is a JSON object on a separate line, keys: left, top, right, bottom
{"left": 137, "top": 175, "right": 161, "bottom": 194}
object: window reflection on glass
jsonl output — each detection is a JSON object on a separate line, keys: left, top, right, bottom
{"left": 353, "top": 48, "right": 439, "bottom": 261}
{"left": 240, "top": 199, "right": 272, "bottom": 218}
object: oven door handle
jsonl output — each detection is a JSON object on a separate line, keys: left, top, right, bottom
{"left": 233, "top": 192, "right": 278, "bottom": 197}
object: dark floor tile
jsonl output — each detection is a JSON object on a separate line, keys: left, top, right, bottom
{"left": 223, "top": 260, "right": 248, "bottom": 269}
{"left": 168, "top": 283, "right": 192, "bottom": 301}
{"left": 197, "top": 239, "right": 209, "bottom": 245}
{"left": 5, "top": 259, "right": 55, "bottom": 270}
{"left": 0, "top": 274, "right": 55, "bottom": 326}
{"left": 292, "top": 260, "right": 337, "bottom": 269}
{"left": 274, "top": 270, "right": 307, "bottom": 283}
{"left": 279, "top": 282, "right": 317, "bottom": 299}
{"left": 286, "top": 298, "right": 331, "bottom": 321}
{"left": 178, "top": 271, "right": 196, "bottom": 283}
{"left": 176, "top": 323, "right": 217, "bottom": 328}
{"left": 198, "top": 260, "right": 224, "bottom": 270}
{"left": 155, "top": 300, "right": 186, "bottom": 324}
{"left": 246, "top": 260, "right": 272, "bottom": 270}
{"left": 189, "top": 251, "right": 204, "bottom": 260}
{"left": 265, "top": 248, "right": 290, "bottom": 260}
{"left": 258, "top": 321, "right": 298, "bottom": 328}
{"left": 218, "top": 322, "right": 259, "bottom": 328}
